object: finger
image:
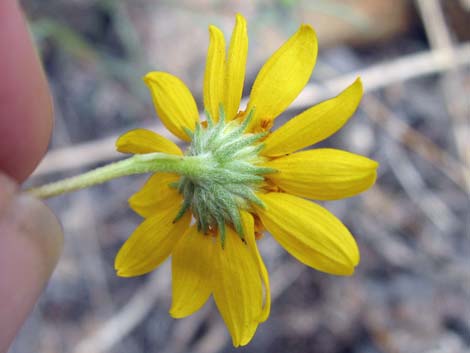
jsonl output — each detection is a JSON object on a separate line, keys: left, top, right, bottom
{"left": 0, "top": 0, "right": 53, "bottom": 182}
{"left": 0, "top": 173, "right": 63, "bottom": 353}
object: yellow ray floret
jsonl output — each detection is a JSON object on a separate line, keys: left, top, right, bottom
{"left": 246, "top": 24, "right": 318, "bottom": 132}
{"left": 255, "top": 192, "right": 360, "bottom": 275}
{"left": 204, "top": 25, "right": 226, "bottom": 121}
{"left": 116, "top": 128, "right": 182, "bottom": 155}
{"left": 241, "top": 211, "right": 271, "bottom": 322}
{"left": 262, "top": 78, "right": 363, "bottom": 156}
{"left": 212, "top": 225, "right": 263, "bottom": 347}
{"left": 170, "top": 226, "right": 214, "bottom": 318}
{"left": 128, "top": 172, "right": 181, "bottom": 218}
{"left": 264, "top": 148, "right": 378, "bottom": 200}
{"left": 224, "top": 14, "right": 248, "bottom": 121}
{"left": 115, "top": 203, "right": 191, "bottom": 277}
{"left": 144, "top": 72, "right": 199, "bottom": 141}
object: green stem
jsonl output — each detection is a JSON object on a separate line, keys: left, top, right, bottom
{"left": 28, "top": 152, "right": 205, "bottom": 199}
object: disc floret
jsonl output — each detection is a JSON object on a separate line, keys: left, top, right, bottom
{"left": 174, "top": 107, "right": 273, "bottom": 245}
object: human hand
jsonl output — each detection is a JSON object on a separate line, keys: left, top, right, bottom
{"left": 0, "top": 1, "right": 63, "bottom": 352}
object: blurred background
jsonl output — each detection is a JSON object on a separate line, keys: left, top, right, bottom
{"left": 11, "top": 0, "right": 470, "bottom": 352}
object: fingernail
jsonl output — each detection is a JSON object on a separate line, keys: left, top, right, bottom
{"left": 6, "top": 194, "right": 64, "bottom": 274}
{"left": 0, "top": 172, "right": 18, "bottom": 214}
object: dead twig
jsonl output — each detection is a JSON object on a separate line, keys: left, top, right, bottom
{"left": 385, "top": 141, "right": 459, "bottom": 233}
{"left": 290, "top": 44, "right": 470, "bottom": 108}
{"left": 415, "top": 0, "right": 453, "bottom": 50}
{"left": 415, "top": 0, "right": 469, "bottom": 186}
{"left": 362, "top": 96, "right": 469, "bottom": 191}
{"left": 73, "top": 263, "right": 170, "bottom": 353}
{"left": 31, "top": 44, "right": 470, "bottom": 179}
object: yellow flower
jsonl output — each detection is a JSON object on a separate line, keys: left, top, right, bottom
{"left": 114, "top": 14, "right": 378, "bottom": 347}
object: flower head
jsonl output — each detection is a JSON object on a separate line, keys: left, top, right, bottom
{"left": 115, "top": 14, "right": 378, "bottom": 347}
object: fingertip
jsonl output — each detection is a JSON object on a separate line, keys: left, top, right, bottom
{"left": 0, "top": 0, "right": 53, "bottom": 182}
{"left": 0, "top": 187, "right": 63, "bottom": 352}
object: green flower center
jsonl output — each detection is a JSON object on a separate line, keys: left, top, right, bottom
{"left": 173, "top": 108, "right": 273, "bottom": 245}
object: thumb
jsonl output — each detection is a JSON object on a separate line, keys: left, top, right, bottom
{"left": 0, "top": 173, "right": 63, "bottom": 353}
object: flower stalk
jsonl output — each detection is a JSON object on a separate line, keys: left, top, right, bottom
{"left": 28, "top": 152, "right": 207, "bottom": 199}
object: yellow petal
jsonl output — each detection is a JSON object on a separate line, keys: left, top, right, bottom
{"left": 246, "top": 25, "right": 318, "bottom": 132}
{"left": 116, "top": 128, "right": 183, "bottom": 155}
{"left": 204, "top": 25, "right": 226, "bottom": 121}
{"left": 240, "top": 211, "right": 271, "bottom": 322}
{"left": 170, "top": 226, "right": 215, "bottom": 318}
{"left": 213, "top": 226, "right": 263, "bottom": 347}
{"left": 255, "top": 192, "right": 359, "bottom": 275}
{"left": 264, "top": 149, "right": 378, "bottom": 200}
{"left": 144, "top": 72, "right": 199, "bottom": 141}
{"left": 129, "top": 173, "right": 182, "bottom": 218}
{"left": 115, "top": 202, "right": 191, "bottom": 277}
{"left": 224, "top": 14, "right": 248, "bottom": 121}
{"left": 262, "top": 78, "right": 363, "bottom": 156}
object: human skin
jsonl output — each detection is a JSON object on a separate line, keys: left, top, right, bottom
{"left": 0, "top": 1, "right": 63, "bottom": 352}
